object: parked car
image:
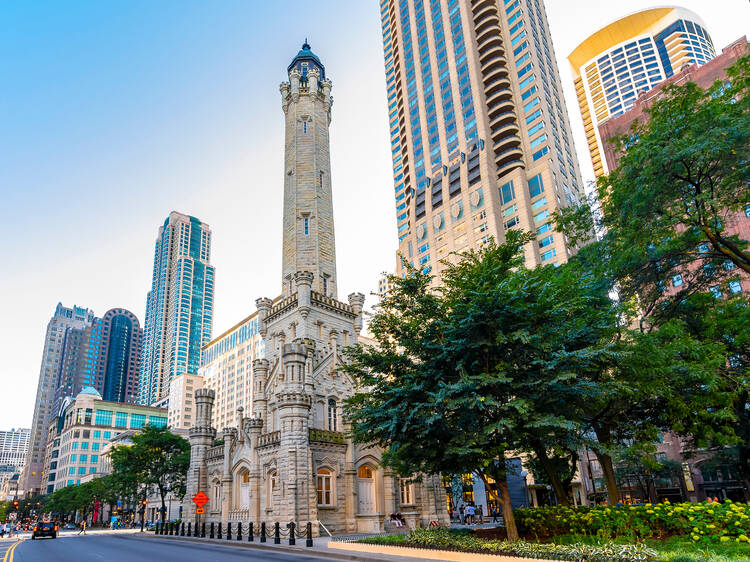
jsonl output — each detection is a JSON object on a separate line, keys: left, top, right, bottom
{"left": 31, "top": 521, "right": 58, "bottom": 539}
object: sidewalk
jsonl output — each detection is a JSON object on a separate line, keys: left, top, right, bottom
{"left": 138, "top": 530, "right": 444, "bottom": 562}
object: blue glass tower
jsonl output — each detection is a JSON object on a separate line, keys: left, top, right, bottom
{"left": 139, "top": 212, "right": 215, "bottom": 405}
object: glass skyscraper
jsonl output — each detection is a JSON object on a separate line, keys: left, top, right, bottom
{"left": 568, "top": 7, "right": 715, "bottom": 177}
{"left": 380, "top": 0, "right": 586, "bottom": 278}
{"left": 138, "top": 212, "right": 215, "bottom": 406}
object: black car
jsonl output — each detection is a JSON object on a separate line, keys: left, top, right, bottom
{"left": 31, "top": 521, "right": 57, "bottom": 539}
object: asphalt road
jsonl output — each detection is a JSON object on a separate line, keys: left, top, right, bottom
{"left": 13, "top": 533, "right": 342, "bottom": 562}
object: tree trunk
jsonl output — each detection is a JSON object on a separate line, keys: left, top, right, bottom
{"left": 496, "top": 479, "right": 518, "bottom": 541}
{"left": 477, "top": 471, "right": 518, "bottom": 540}
{"left": 533, "top": 445, "right": 570, "bottom": 507}
{"left": 160, "top": 489, "right": 167, "bottom": 523}
{"left": 593, "top": 449, "right": 619, "bottom": 505}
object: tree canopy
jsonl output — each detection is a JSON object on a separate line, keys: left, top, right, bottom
{"left": 557, "top": 55, "right": 750, "bottom": 326}
{"left": 109, "top": 425, "right": 190, "bottom": 522}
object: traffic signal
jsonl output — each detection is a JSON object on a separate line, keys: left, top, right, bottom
{"left": 141, "top": 500, "right": 147, "bottom": 507}
{"left": 12, "top": 501, "right": 19, "bottom": 509}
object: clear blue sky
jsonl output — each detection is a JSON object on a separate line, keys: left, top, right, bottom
{"left": 1, "top": 0, "right": 748, "bottom": 429}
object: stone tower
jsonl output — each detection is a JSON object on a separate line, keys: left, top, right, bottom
{"left": 280, "top": 41, "right": 337, "bottom": 299}
{"left": 184, "top": 388, "right": 216, "bottom": 519}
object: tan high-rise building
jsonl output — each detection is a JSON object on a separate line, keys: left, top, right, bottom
{"left": 568, "top": 7, "right": 716, "bottom": 177}
{"left": 380, "top": 0, "right": 585, "bottom": 278}
{"left": 197, "top": 312, "right": 264, "bottom": 430}
{"left": 167, "top": 373, "right": 205, "bottom": 430}
{"left": 20, "top": 303, "right": 95, "bottom": 497}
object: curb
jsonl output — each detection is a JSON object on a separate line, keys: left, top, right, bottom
{"left": 129, "top": 532, "right": 421, "bottom": 561}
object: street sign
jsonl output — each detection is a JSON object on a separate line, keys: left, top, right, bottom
{"left": 196, "top": 507, "right": 205, "bottom": 514}
{"left": 192, "top": 491, "right": 209, "bottom": 508}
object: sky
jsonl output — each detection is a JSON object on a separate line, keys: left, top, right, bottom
{"left": 1, "top": 0, "right": 748, "bottom": 430}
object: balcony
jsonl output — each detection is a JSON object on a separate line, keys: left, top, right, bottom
{"left": 491, "top": 122, "right": 519, "bottom": 143}
{"left": 472, "top": 0, "right": 495, "bottom": 20}
{"left": 206, "top": 445, "right": 224, "bottom": 462}
{"left": 477, "top": 26, "right": 502, "bottom": 48}
{"left": 258, "top": 431, "right": 280, "bottom": 447}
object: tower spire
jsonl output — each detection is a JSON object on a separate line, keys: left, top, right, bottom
{"left": 279, "top": 44, "right": 336, "bottom": 299}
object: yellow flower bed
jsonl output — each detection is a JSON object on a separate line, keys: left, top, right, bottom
{"left": 515, "top": 500, "right": 750, "bottom": 546}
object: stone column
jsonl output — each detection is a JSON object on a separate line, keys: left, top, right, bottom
{"left": 220, "top": 428, "right": 236, "bottom": 521}
{"left": 246, "top": 418, "right": 263, "bottom": 521}
{"left": 185, "top": 389, "right": 216, "bottom": 520}
{"left": 343, "top": 425, "right": 357, "bottom": 532}
{"left": 348, "top": 293, "right": 365, "bottom": 335}
{"left": 255, "top": 298, "right": 272, "bottom": 339}
{"left": 277, "top": 343, "right": 312, "bottom": 523}
{"left": 252, "top": 359, "right": 269, "bottom": 422}
{"left": 294, "top": 271, "right": 314, "bottom": 338}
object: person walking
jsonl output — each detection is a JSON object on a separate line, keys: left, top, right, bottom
{"left": 465, "top": 503, "right": 475, "bottom": 525}
{"left": 78, "top": 520, "right": 87, "bottom": 535}
{"left": 458, "top": 504, "right": 465, "bottom": 524}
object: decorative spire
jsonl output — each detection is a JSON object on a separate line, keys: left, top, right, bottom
{"left": 303, "top": 38, "right": 310, "bottom": 50}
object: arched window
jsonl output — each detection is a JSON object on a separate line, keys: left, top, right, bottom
{"left": 212, "top": 481, "right": 221, "bottom": 510}
{"left": 267, "top": 471, "right": 278, "bottom": 507}
{"left": 358, "top": 465, "right": 373, "bottom": 479}
{"left": 316, "top": 469, "right": 333, "bottom": 506}
{"left": 327, "top": 398, "right": 338, "bottom": 431}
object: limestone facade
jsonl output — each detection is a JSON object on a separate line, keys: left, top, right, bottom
{"left": 183, "top": 42, "right": 448, "bottom": 534}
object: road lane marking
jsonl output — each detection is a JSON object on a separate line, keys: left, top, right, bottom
{"left": 2, "top": 541, "right": 20, "bottom": 562}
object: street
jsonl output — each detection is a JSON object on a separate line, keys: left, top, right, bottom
{"left": 12, "top": 533, "right": 352, "bottom": 562}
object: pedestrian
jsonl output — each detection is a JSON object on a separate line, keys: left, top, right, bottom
{"left": 78, "top": 520, "right": 87, "bottom": 535}
{"left": 458, "top": 504, "right": 465, "bottom": 524}
{"left": 465, "top": 503, "right": 475, "bottom": 525}
{"left": 492, "top": 507, "right": 499, "bottom": 523}
{"left": 477, "top": 504, "right": 483, "bottom": 524}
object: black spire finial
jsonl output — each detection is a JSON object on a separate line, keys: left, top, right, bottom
{"left": 303, "top": 38, "right": 310, "bottom": 50}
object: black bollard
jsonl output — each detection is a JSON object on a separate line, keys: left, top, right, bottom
{"left": 248, "top": 522, "right": 254, "bottom": 542}
{"left": 217, "top": 522, "right": 222, "bottom": 539}
{"left": 170, "top": 522, "right": 174, "bottom": 535}
{"left": 306, "top": 521, "right": 313, "bottom": 547}
{"left": 288, "top": 521, "right": 296, "bottom": 546}
{"left": 194, "top": 520, "right": 199, "bottom": 537}
{"left": 274, "top": 522, "right": 280, "bottom": 544}
{"left": 201, "top": 522, "right": 206, "bottom": 538}
{"left": 236, "top": 522, "right": 242, "bottom": 541}
{"left": 227, "top": 522, "right": 232, "bottom": 540}
{"left": 260, "top": 522, "right": 266, "bottom": 543}
{"left": 159, "top": 522, "right": 163, "bottom": 535}
{"left": 181, "top": 522, "right": 185, "bottom": 536}
{"left": 187, "top": 522, "right": 191, "bottom": 536}
{"left": 210, "top": 522, "right": 215, "bottom": 539}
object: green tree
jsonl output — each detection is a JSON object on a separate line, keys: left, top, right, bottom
{"left": 613, "top": 448, "right": 682, "bottom": 504}
{"left": 556, "top": 55, "right": 750, "bottom": 326}
{"left": 344, "top": 232, "right": 620, "bottom": 539}
{"left": 110, "top": 425, "right": 189, "bottom": 522}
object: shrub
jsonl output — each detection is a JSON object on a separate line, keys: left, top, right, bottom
{"left": 359, "top": 528, "right": 657, "bottom": 561}
{"left": 514, "top": 501, "right": 750, "bottom": 545}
